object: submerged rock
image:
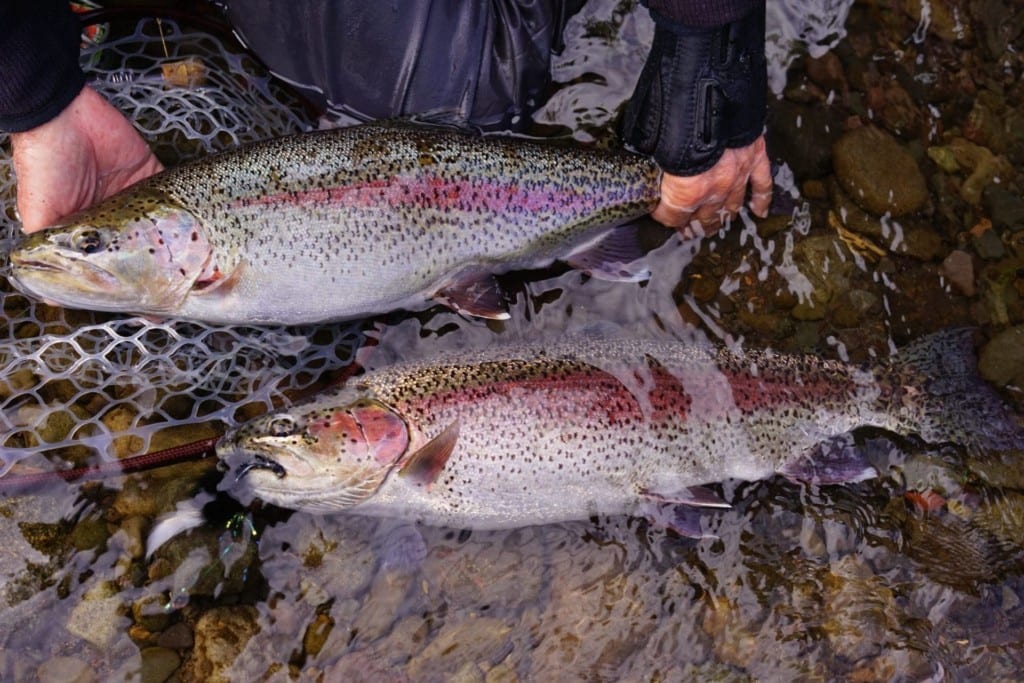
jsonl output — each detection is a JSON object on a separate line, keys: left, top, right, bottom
{"left": 978, "top": 325, "right": 1024, "bottom": 388}
{"left": 65, "top": 581, "right": 128, "bottom": 650}
{"left": 789, "top": 234, "right": 857, "bottom": 320}
{"left": 833, "top": 126, "right": 929, "bottom": 216}
{"left": 926, "top": 138, "right": 1013, "bottom": 206}
{"left": 36, "top": 656, "right": 96, "bottom": 683}
{"left": 110, "top": 646, "right": 181, "bottom": 683}
{"left": 179, "top": 605, "right": 261, "bottom": 683}
{"left": 941, "top": 250, "right": 976, "bottom": 296}
{"left": 985, "top": 185, "right": 1024, "bottom": 232}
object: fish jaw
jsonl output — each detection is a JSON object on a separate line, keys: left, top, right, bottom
{"left": 217, "top": 396, "right": 413, "bottom": 513}
{"left": 8, "top": 192, "right": 213, "bottom": 316}
{"left": 9, "top": 242, "right": 123, "bottom": 304}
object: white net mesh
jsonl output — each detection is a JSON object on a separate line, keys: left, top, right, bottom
{"left": 0, "top": 18, "right": 362, "bottom": 475}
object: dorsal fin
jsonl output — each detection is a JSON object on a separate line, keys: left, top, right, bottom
{"left": 399, "top": 421, "right": 459, "bottom": 486}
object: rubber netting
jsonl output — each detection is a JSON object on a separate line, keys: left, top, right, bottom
{"left": 0, "top": 18, "right": 363, "bottom": 474}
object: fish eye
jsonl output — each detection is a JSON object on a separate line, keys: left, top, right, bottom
{"left": 72, "top": 228, "right": 106, "bottom": 254}
{"left": 267, "top": 415, "right": 299, "bottom": 437}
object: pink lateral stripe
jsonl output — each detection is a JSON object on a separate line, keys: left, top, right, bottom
{"left": 725, "top": 368, "right": 856, "bottom": 413}
{"left": 405, "top": 367, "right": 693, "bottom": 426}
{"left": 402, "top": 363, "right": 858, "bottom": 427}
{"left": 231, "top": 175, "right": 621, "bottom": 215}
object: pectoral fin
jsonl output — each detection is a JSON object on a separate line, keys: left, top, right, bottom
{"left": 399, "top": 421, "right": 459, "bottom": 487}
{"left": 193, "top": 260, "right": 247, "bottom": 297}
{"left": 433, "top": 269, "right": 510, "bottom": 319}
{"left": 564, "top": 222, "right": 652, "bottom": 282}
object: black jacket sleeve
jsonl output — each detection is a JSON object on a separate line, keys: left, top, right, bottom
{"left": 0, "top": 0, "right": 86, "bottom": 133}
{"left": 622, "top": 0, "right": 767, "bottom": 176}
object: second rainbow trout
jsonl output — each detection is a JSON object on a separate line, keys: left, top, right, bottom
{"left": 216, "top": 330, "right": 1024, "bottom": 530}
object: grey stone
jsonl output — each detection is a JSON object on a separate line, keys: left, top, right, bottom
{"left": 979, "top": 325, "right": 1024, "bottom": 388}
{"left": 973, "top": 227, "right": 1006, "bottom": 260}
{"left": 985, "top": 185, "right": 1024, "bottom": 232}
{"left": 156, "top": 622, "right": 194, "bottom": 650}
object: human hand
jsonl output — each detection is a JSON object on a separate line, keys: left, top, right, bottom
{"left": 652, "top": 135, "right": 772, "bottom": 238}
{"left": 11, "top": 85, "right": 163, "bottom": 233}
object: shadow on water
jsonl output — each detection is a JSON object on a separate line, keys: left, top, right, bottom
{"left": 3, "top": 0, "right": 1024, "bottom": 680}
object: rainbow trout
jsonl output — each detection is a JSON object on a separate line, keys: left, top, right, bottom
{"left": 216, "top": 330, "right": 1024, "bottom": 530}
{"left": 9, "top": 122, "right": 660, "bottom": 325}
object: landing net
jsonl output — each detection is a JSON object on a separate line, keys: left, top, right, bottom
{"left": 0, "top": 18, "right": 361, "bottom": 474}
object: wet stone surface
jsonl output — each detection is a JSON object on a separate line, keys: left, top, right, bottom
{"left": 833, "top": 125, "right": 930, "bottom": 217}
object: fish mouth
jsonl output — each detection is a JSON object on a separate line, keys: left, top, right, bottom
{"left": 234, "top": 454, "right": 287, "bottom": 481}
{"left": 9, "top": 257, "right": 63, "bottom": 273}
{"left": 10, "top": 251, "right": 121, "bottom": 291}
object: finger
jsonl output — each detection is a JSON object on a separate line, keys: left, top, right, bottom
{"left": 16, "top": 194, "right": 59, "bottom": 234}
{"left": 747, "top": 142, "right": 773, "bottom": 218}
{"left": 652, "top": 198, "right": 695, "bottom": 229}
{"left": 677, "top": 217, "right": 710, "bottom": 241}
{"left": 691, "top": 204, "right": 725, "bottom": 234}
{"left": 723, "top": 182, "right": 747, "bottom": 218}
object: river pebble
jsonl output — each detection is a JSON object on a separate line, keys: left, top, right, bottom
{"left": 833, "top": 126, "right": 929, "bottom": 216}
{"left": 789, "top": 234, "right": 856, "bottom": 320}
{"left": 37, "top": 656, "right": 96, "bottom": 683}
{"left": 65, "top": 580, "right": 127, "bottom": 650}
{"left": 979, "top": 324, "right": 1024, "bottom": 388}
{"left": 156, "top": 621, "right": 195, "bottom": 650}
{"left": 179, "top": 605, "right": 260, "bottom": 682}
{"left": 822, "top": 555, "right": 895, "bottom": 662}
{"left": 111, "top": 646, "right": 181, "bottom": 683}
{"left": 941, "top": 249, "right": 976, "bottom": 296}
{"left": 985, "top": 185, "right": 1024, "bottom": 232}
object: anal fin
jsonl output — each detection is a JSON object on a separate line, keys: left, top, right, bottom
{"left": 640, "top": 502, "right": 718, "bottom": 539}
{"left": 637, "top": 484, "right": 729, "bottom": 538}
{"left": 640, "top": 484, "right": 731, "bottom": 509}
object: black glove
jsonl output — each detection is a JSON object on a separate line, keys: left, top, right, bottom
{"left": 621, "top": 4, "right": 767, "bottom": 176}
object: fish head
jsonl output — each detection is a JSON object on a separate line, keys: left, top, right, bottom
{"left": 217, "top": 394, "right": 411, "bottom": 513}
{"left": 9, "top": 189, "right": 213, "bottom": 316}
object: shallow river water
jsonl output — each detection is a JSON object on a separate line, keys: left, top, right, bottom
{"left": 2, "top": 1, "right": 1024, "bottom": 680}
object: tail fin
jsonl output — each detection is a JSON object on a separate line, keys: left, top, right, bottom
{"left": 885, "top": 329, "right": 1024, "bottom": 454}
